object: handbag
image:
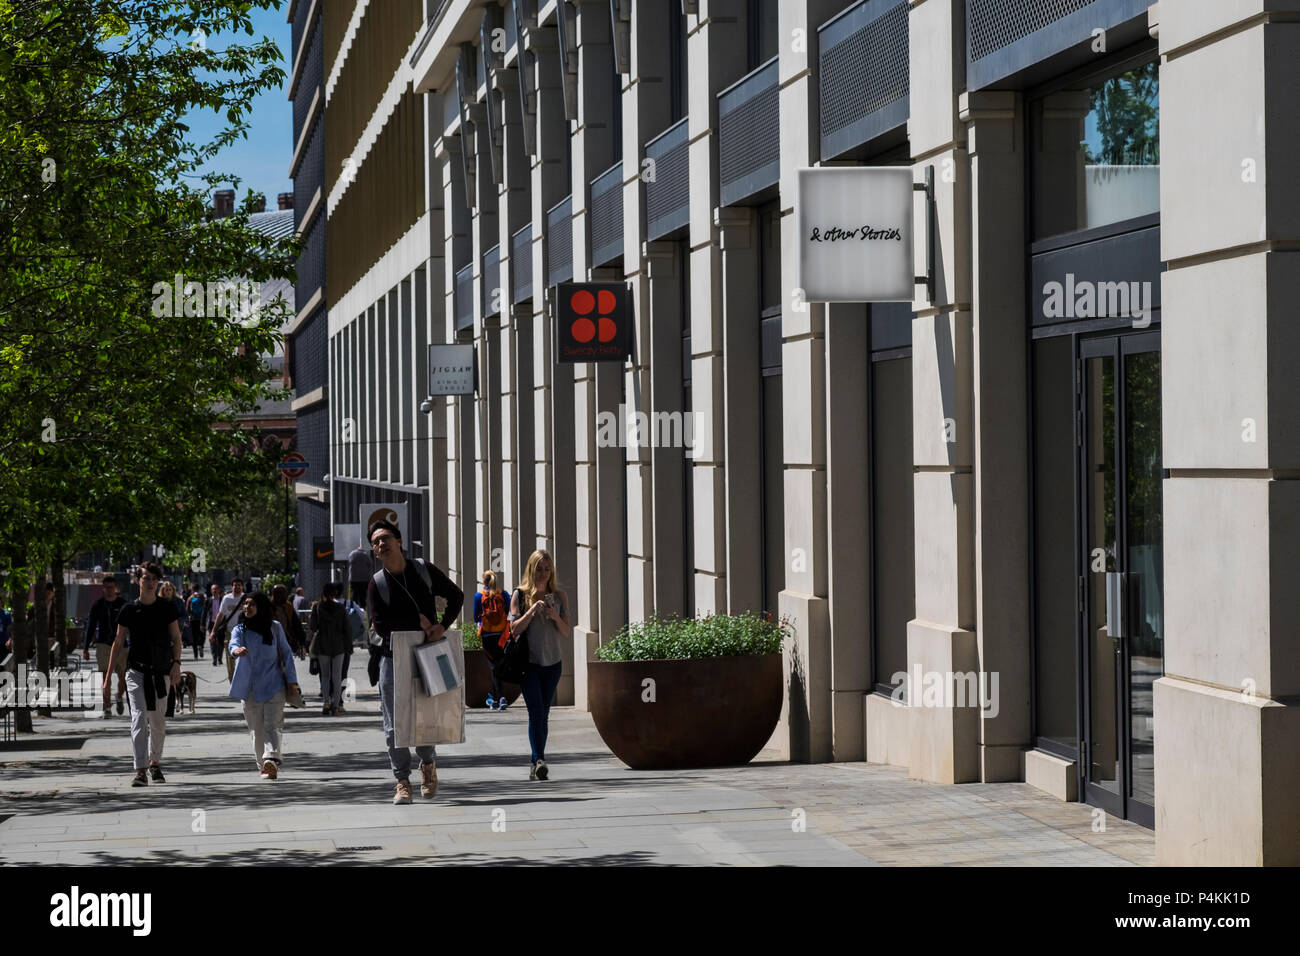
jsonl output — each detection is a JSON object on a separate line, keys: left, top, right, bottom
{"left": 495, "top": 590, "right": 531, "bottom": 684}
{"left": 276, "top": 638, "right": 305, "bottom": 708}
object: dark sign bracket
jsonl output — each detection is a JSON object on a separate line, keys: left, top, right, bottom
{"left": 913, "top": 164, "right": 935, "bottom": 306}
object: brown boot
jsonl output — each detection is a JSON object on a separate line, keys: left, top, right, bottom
{"left": 420, "top": 762, "right": 438, "bottom": 799}
{"left": 393, "top": 778, "right": 413, "bottom": 805}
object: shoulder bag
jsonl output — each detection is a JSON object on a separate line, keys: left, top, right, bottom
{"left": 495, "top": 589, "right": 531, "bottom": 684}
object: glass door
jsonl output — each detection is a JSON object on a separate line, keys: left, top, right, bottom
{"left": 1078, "top": 331, "right": 1163, "bottom": 827}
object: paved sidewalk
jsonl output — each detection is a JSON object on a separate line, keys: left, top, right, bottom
{"left": 0, "top": 671, "right": 1154, "bottom": 866}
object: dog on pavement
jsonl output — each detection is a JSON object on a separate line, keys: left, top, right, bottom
{"left": 174, "top": 671, "right": 198, "bottom": 714}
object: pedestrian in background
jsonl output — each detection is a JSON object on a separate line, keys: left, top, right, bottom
{"left": 105, "top": 563, "right": 182, "bottom": 787}
{"left": 271, "top": 584, "right": 307, "bottom": 657}
{"left": 229, "top": 591, "right": 299, "bottom": 779}
{"left": 186, "top": 586, "right": 206, "bottom": 660}
{"left": 209, "top": 578, "right": 244, "bottom": 682}
{"left": 508, "top": 550, "right": 570, "bottom": 782}
{"left": 293, "top": 587, "right": 310, "bottom": 612}
{"left": 308, "top": 581, "right": 349, "bottom": 716}
{"left": 347, "top": 544, "right": 372, "bottom": 608}
{"left": 83, "top": 574, "right": 127, "bottom": 717}
{"left": 203, "top": 583, "right": 224, "bottom": 665}
{"left": 474, "top": 570, "right": 510, "bottom": 710}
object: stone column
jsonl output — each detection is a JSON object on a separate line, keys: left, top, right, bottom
{"left": 709, "top": 208, "right": 760, "bottom": 617}
{"left": 905, "top": 0, "right": 978, "bottom": 784}
{"left": 529, "top": 14, "right": 577, "bottom": 704}
{"left": 960, "top": 90, "right": 1031, "bottom": 782}
{"left": 474, "top": 116, "right": 501, "bottom": 584}
{"left": 424, "top": 98, "right": 449, "bottom": 571}
{"left": 1155, "top": 1, "right": 1300, "bottom": 865}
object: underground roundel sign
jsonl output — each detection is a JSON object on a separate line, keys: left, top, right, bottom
{"left": 556, "top": 282, "right": 632, "bottom": 363}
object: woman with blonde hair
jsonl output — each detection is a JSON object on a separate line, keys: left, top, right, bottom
{"left": 507, "top": 550, "right": 570, "bottom": 780}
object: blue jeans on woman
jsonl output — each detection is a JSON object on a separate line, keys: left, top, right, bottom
{"left": 520, "top": 661, "right": 563, "bottom": 762}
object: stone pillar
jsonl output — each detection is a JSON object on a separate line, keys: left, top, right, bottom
{"left": 474, "top": 115, "right": 501, "bottom": 585}
{"left": 960, "top": 89, "right": 1031, "bottom": 782}
{"left": 711, "top": 208, "right": 761, "bottom": 617}
{"left": 423, "top": 98, "right": 449, "bottom": 568}
{"left": 529, "top": 15, "right": 576, "bottom": 704}
{"left": 1155, "top": 1, "right": 1300, "bottom": 865}
{"left": 905, "top": 0, "right": 978, "bottom": 784}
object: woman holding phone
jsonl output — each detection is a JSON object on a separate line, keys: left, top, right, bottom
{"left": 507, "top": 550, "right": 570, "bottom": 781}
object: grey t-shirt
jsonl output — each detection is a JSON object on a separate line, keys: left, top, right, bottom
{"left": 347, "top": 548, "right": 372, "bottom": 583}
{"left": 509, "top": 590, "right": 567, "bottom": 668}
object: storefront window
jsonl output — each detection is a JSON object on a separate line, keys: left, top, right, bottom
{"left": 1032, "top": 61, "right": 1159, "bottom": 240}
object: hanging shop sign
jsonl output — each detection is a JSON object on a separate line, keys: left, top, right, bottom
{"left": 427, "top": 343, "right": 477, "bottom": 395}
{"left": 556, "top": 282, "right": 634, "bottom": 363}
{"left": 795, "top": 167, "right": 920, "bottom": 303}
{"left": 360, "top": 503, "right": 410, "bottom": 544}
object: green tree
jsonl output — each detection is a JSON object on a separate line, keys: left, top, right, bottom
{"left": 181, "top": 480, "right": 297, "bottom": 581}
{"left": 1085, "top": 62, "right": 1159, "bottom": 166}
{"left": 0, "top": 1, "right": 295, "bottom": 731}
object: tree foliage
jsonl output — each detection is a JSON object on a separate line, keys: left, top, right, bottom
{"left": 0, "top": 0, "right": 295, "bottom": 588}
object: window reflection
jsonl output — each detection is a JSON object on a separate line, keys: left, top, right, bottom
{"left": 1033, "top": 62, "right": 1160, "bottom": 240}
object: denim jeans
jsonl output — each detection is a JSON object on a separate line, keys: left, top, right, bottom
{"left": 520, "top": 661, "right": 563, "bottom": 762}
{"left": 378, "top": 654, "right": 435, "bottom": 779}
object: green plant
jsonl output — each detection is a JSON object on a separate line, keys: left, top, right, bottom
{"left": 459, "top": 620, "right": 482, "bottom": 650}
{"left": 595, "top": 612, "right": 790, "bottom": 662}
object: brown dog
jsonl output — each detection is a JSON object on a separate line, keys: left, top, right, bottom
{"left": 174, "top": 671, "right": 198, "bottom": 714}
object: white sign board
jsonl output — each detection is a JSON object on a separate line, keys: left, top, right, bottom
{"left": 333, "top": 523, "right": 362, "bottom": 555}
{"left": 428, "top": 344, "right": 476, "bottom": 396}
{"left": 359, "top": 503, "right": 410, "bottom": 546}
{"left": 796, "top": 167, "right": 915, "bottom": 302}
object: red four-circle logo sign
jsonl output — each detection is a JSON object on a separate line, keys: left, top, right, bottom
{"left": 569, "top": 289, "right": 619, "bottom": 344}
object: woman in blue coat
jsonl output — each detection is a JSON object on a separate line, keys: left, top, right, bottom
{"left": 229, "top": 591, "right": 300, "bottom": 779}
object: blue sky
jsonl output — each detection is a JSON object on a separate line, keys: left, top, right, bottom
{"left": 182, "top": 2, "right": 293, "bottom": 202}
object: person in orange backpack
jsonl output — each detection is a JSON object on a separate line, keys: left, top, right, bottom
{"left": 473, "top": 570, "right": 510, "bottom": 710}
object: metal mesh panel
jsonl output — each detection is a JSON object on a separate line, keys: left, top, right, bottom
{"left": 292, "top": 307, "right": 328, "bottom": 395}
{"left": 590, "top": 161, "right": 623, "bottom": 267}
{"left": 645, "top": 118, "right": 689, "bottom": 240}
{"left": 819, "top": 0, "right": 909, "bottom": 154}
{"left": 718, "top": 60, "right": 780, "bottom": 206}
{"left": 293, "top": 25, "right": 323, "bottom": 141}
{"left": 512, "top": 224, "right": 533, "bottom": 303}
{"left": 969, "top": 0, "right": 1099, "bottom": 60}
{"left": 293, "top": 115, "right": 323, "bottom": 223}
{"left": 296, "top": 406, "right": 329, "bottom": 485}
{"left": 483, "top": 244, "right": 501, "bottom": 316}
{"left": 547, "top": 196, "right": 573, "bottom": 287}
{"left": 456, "top": 263, "right": 474, "bottom": 330}
{"left": 296, "top": 214, "right": 325, "bottom": 304}
{"left": 291, "top": 0, "right": 312, "bottom": 66}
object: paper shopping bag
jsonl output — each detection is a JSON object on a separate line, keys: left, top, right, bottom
{"left": 392, "top": 630, "right": 465, "bottom": 748}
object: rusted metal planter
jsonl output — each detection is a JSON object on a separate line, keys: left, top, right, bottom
{"left": 588, "top": 654, "right": 783, "bottom": 769}
{"left": 462, "top": 649, "right": 521, "bottom": 708}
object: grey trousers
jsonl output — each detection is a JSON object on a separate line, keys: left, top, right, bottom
{"left": 125, "top": 668, "right": 170, "bottom": 770}
{"left": 317, "top": 653, "right": 345, "bottom": 709}
{"left": 378, "top": 655, "right": 434, "bottom": 779}
{"left": 243, "top": 691, "right": 285, "bottom": 769}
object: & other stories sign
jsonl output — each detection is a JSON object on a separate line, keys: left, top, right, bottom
{"left": 796, "top": 167, "right": 915, "bottom": 302}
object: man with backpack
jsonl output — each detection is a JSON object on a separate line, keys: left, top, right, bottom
{"left": 366, "top": 519, "right": 463, "bottom": 805}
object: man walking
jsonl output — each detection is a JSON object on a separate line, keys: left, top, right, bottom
{"left": 82, "top": 575, "right": 127, "bottom": 717}
{"left": 104, "top": 563, "right": 182, "bottom": 786}
{"left": 209, "top": 578, "right": 245, "bottom": 683}
{"left": 186, "top": 586, "right": 206, "bottom": 660}
{"left": 347, "top": 543, "right": 371, "bottom": 608}
{"left": 292, "top": 587, "right": 309, "bottom": 612}
{"left": 203, "top": 583, "right": 224, "bottom": 665}
{"left": 366, "top": 520, "right": 463, "bottom": 805}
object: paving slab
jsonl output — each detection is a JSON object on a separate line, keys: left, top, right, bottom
{"left": 0, "top": 677, "right": 1155, "bottom": 866}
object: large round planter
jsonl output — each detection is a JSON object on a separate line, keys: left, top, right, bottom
{"left": 588, "top": 654, "right": 783, "bottom": 769}
{"left": 462, "top": 649, "right": 521, "bottom": 708}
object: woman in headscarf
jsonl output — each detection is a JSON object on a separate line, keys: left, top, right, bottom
{"left": 229, "top": 591, "right": 299, "bottom": 779}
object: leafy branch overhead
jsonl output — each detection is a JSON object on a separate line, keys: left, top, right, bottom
{"left": 0, "top": 0, "right": 297, "bottom": 582}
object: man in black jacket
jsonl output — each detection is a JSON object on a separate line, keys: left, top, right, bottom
{"left": 366, "top": 519, "right": 463, "bottom": 805}
{"left": 82, "top": 575, "right": 126, "bottom": 717}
